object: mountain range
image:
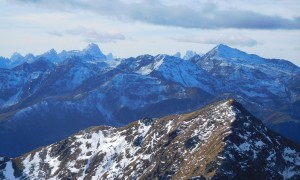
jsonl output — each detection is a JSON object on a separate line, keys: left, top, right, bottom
{"left": 0, "top": 43, "right": 299, "bottom": 157}
{"left": 0, "top": 99, "right": 299, "bottom": 179}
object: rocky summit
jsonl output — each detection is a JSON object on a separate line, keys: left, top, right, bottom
{"left": 1, "top": 99, "right": 299, "bottom": 179}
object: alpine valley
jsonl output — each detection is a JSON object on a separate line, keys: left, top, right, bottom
{"left": 0, "top": 99, "right": 299, "bottom": 179}
{"left": 0, "top": 43, "right": 299, "bottom": 159}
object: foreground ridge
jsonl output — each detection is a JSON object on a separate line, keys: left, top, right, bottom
{"left": 0, "top": 99, "right": 300, "bottom": 179}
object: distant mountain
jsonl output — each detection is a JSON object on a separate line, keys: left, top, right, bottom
{"left": 0, "top": 44, "right": 299, "bottom": 157}
{"left": 0, "top": 43, "right": 109, "bottom": 69}
{"left": 0, "top": 99, "right": 299, "bottom": 179}
{"left": 173, "top": 50, "right": 202, "bottom": 60}
{"left": 183, "top": 50, "right": 201, "bottom": 60}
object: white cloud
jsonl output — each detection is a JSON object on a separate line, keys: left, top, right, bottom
{"left": 9, "top": 0, "right": 300, "bottom": 29}
{"left": 64, "top": 26, "right": 125, "bottom": 43}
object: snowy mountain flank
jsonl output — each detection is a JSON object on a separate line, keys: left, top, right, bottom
{"left": 0, "top": 44, "right": 299, "bottom": 157}
{"left": 0, "top": 99, "right": 299, "bottom": 179}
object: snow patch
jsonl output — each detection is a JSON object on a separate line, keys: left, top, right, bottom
{"left": 255, "top": 140, "right": 265, "bottom": 148}
{"left": 3, "top": 161, "right": 15, "bottom": 180}
{"left": 239, "top": 142, "right": 251, "bottom": 151}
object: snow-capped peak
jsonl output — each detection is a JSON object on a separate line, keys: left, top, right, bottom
{"left": 82, "top": 43, "right": 106, "bottom": 59}
{"left": 210, "top": 44, "right": 245, "bottom": 58}
{"left": 84, "top": 43, "right": 100, "bottom": 52}
{"left": 214, "top": 43, "right": 230, "bottom": 50}
{"left": 203, "top": 44, "right": 264, "bottom": 64}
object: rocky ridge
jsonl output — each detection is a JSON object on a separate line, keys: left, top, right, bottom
{"left": 0, "top": 99, "right": 299, "bottom": 179}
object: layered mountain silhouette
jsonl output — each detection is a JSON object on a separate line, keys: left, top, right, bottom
{"left": 0, "top": 44, "right": 299, "bottom": 157}
{"left": 0, "top": 99, "right": 299, "bottom": 179}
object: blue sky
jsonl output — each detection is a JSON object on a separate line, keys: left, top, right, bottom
{"left": 1, "top": 0, "right": 300, "bottom": 65}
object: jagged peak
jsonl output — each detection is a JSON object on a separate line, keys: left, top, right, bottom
{"left": 106, "top": 53, "right": 114, "bottom": 60}
{"left": 24, "top": 53, "right": 36, "bottom": 63}
{"left": 173, "top": 52, "right": 181, "bottom": 58}
{"left": 46, "top": 48, "right": 58, "bottom": 55}
{"left": 183, "top": 50, "right": 199, "bottom": 60}
{"left": 36, "top": 48, "right": 61, "bottom": 64}
{"left": 85, "top": 43, "right": 100, "bottom": 51}
{"left": 10, "top": 52, "right": 23, "bottom": 61}
{"left": 39, "top": 49, "right": 58, "bottom": 58}
{"left": 83, "top": 43, "right": 105, "bottom": 59}
{"left": 24, "top": 53, "right": 35, "bottom": 58}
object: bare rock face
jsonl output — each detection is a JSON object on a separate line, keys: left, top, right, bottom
{"left": 1, "top": 99, "right": 299, "bottom": 179}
